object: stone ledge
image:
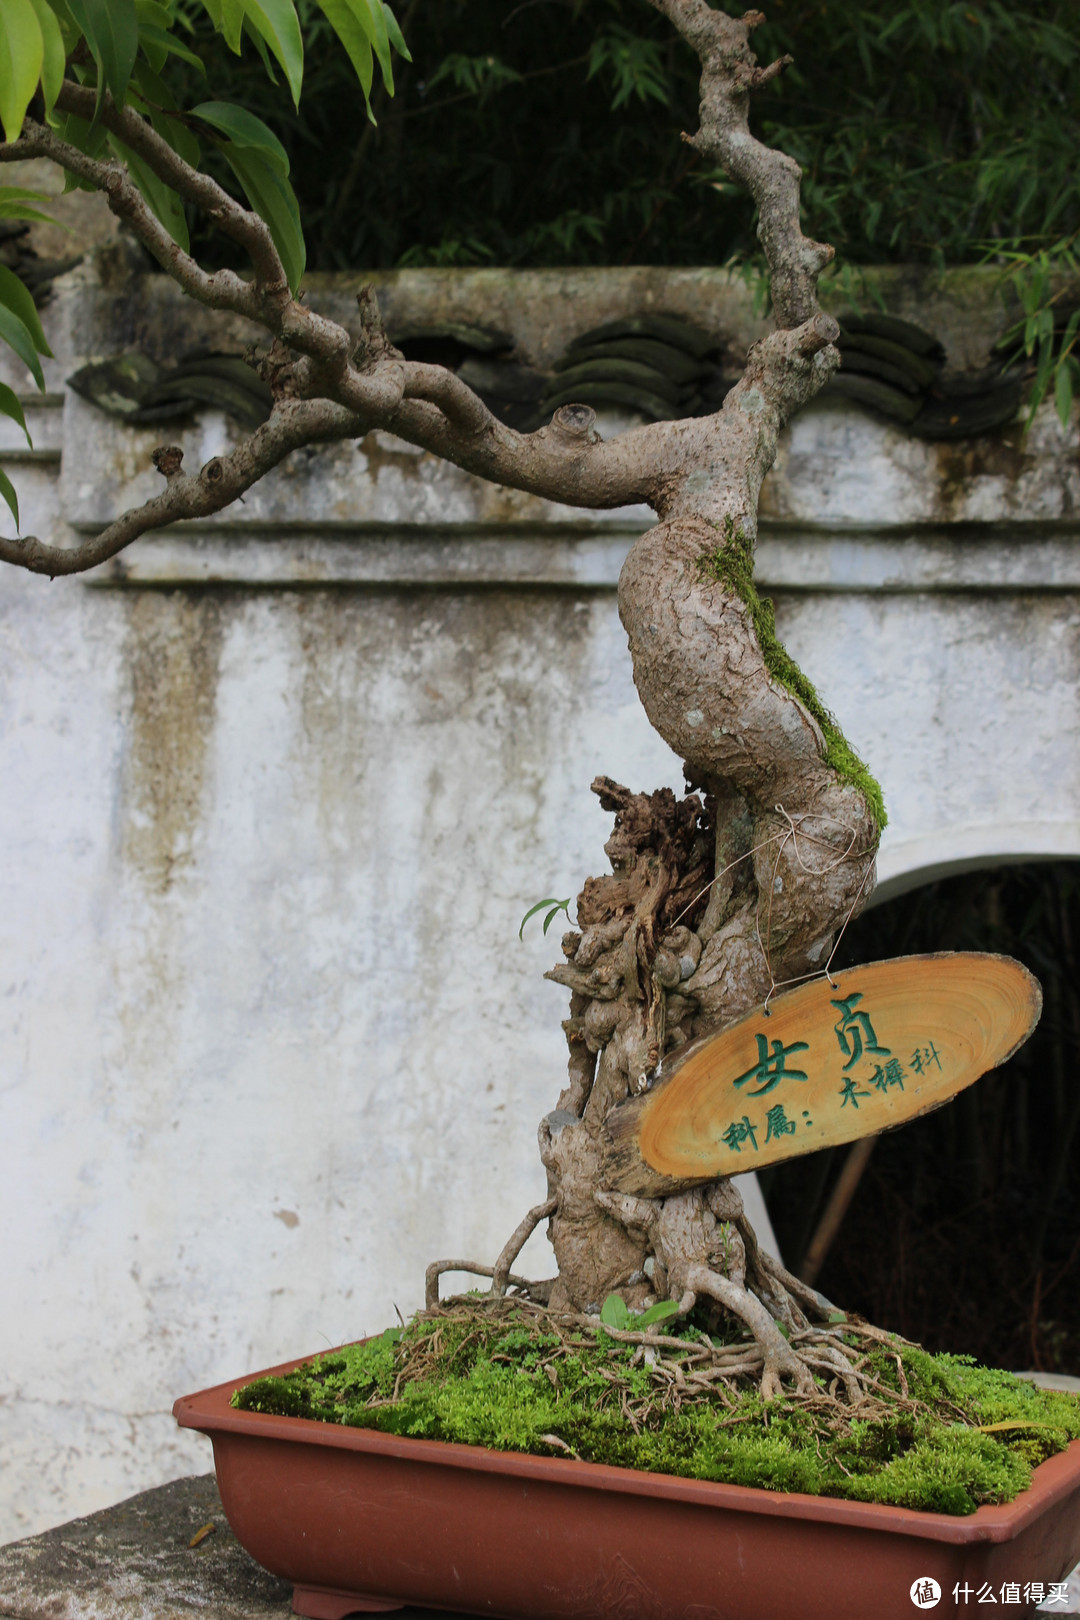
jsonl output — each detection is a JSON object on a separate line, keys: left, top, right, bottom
{"left": 0, "top": 1474, "right": 478, "bottom": 1620}
{"left": 76, "top": 527, "right": 1080, "bottom": 592}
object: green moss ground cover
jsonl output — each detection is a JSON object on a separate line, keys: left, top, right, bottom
{"left": 233, "top": 1307, "right": 1080, "bottom": 1516}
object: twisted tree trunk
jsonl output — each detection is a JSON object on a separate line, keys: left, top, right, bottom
{"left": 430, "top": 3, "right": 884, "bottom": 1397}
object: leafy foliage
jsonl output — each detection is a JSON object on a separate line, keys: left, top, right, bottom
{"left": 518, "top": 896, "right": 572, "bottom": 942}
{"left": 0, "top": 0, "right": 408, "bottom": 525}
{"left": 232, "top": 1306, "right": 1080, "bottom": 1513}
{"left": 991, "top": 235, "right": 1080, "bottom": 429}
{"left": 132, "top": 0, "right": 1079, "bottom": 275}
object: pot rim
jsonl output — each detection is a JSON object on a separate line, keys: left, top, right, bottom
{"left": 174, "top": 1341, "right": 1080, "bottom": 1549}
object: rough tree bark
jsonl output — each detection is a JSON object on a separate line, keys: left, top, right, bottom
{"left": 1, "top": 3, "right": 882, "bottom": 1395}
{"left": 433, "top": 4, "right": 882, "bottom": 1397}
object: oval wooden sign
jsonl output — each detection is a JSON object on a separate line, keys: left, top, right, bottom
{"left": 602, "top": 953, "right": 1041, "bottom": 1196}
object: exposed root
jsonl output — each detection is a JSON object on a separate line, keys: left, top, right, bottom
{"left": 424, "top": 1258, "right": 553, "bottom": 1311}
{"left": 414, "top": 1294, "right": 923, "bottom": 1426}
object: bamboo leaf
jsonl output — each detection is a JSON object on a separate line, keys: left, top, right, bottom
{"left": 0, "top": 303, "right": 45, "bottom": 390}
{"left": 1054, "top": 361, "right": 1074, "bottom": 429}
{"left": 221, "top": 141, "right": 305, "bottom": 290}
{"left": 0, "top": 263, "right": 53, "bottom": 356}
{"left": 0, "top": 0, "right": 44, "bottom": 143}
{"left": 976, "top": 1419, "right": 1062, "bottom": 1433}
{"left": 191, "top": 99, "right": 288, "bottom": 173}
{"left": 0, "top": 381, "right": 33, "bottom": 447}
{"left": 0, "top": 465, "right": 20, "bottom": 530}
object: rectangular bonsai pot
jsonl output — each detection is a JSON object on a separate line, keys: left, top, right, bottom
{"left": 174, "top": 1346, "right": 1080, "bottom": 1620}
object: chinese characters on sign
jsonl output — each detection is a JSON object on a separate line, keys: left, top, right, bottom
{"left": 714, "top": 985, "right": 948, "bottom": 1157}
{"left": 627, "top": 953, "right": 1042, "bottom": 1194}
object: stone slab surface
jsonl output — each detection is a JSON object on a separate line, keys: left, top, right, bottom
{"left": 0, "top": 1474, "right": 479, "bottom": 1620}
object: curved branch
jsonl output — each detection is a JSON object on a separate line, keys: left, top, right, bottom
{"left": 54, "top": 81, "right": 287, "bottom": 301}
{"left": 0, "top": 398, "right": 364, "bottom": 576}
{"left": 4, "top": 121, "right": 261, "bottom": 320}
{"left": 648, "top": 0, "right": 833, "bottom": 327}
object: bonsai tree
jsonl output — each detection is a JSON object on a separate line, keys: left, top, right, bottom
{"left": 0, "top": 0, "right": 936, "bottom": 1402}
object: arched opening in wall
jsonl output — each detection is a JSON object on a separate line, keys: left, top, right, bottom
{"left": 757, "top": 862, "right": 1080, "bottom": 1377}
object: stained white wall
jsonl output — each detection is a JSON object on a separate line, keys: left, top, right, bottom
{"left": 1, "top": 260, "right": 1078, "bottom": 1543}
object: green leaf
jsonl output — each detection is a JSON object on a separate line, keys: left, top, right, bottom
{"left": 827, "top": 1310, "right": 848, "bottom": 1324}
{"left": 148, "top": 106, "right": 202, "bottom": 172}
{"left": 220, "top": 0, "right": 245, "bottom": 52}
{"left": 221, "top": 141, "right": 304, "bottom": 291}
{"left": 26, "top": 0, "right": 66, "bottom": 116}
{"left": 0, "top": 303, "right": 45, "bottom": 390}
{"left": 382, "top": 4, "right": 409, "bottom": 62}
{"left": 137, "top": 22, "right": 205, "bottom": 73}
{"left": 1054, "top": 360, "right": 1074, "bottom": 429}
{"left": 518, "top": 896, "right": 570, "bottom": 942}
{"left": 0, "top": 263, "right": 53, "bottom": 357}
{"left": 0, "top": 185, "right": 59, "bottom": 226}
{"left": 358, "top": 0, "right": 392, "bottom": 93}
{"left": 636, "top": 1300, "right": 679, "bottom": 1327}
{"left": 190, "top": 99, "right": 288, "bottom": 173}
{"left": 239, "top": 0, "right": 303, "bottom": 107}
{"left": 599, "top": 1294, "right": 631, "bottom": 1331}
{"left": 0, "top": 0, "right": 44, "bottom": 143}
{"left": 66, "top": 0, "right": 139, "bottom": 114}
{"left": 0, "top": 465, "right": 20, "bottom": 530}
{"left": 106, "top": 131, "right": 189, "bottom": 252}
{"left": 315, "top": 0, "right": 374, "bottom": 111}
{"left": 0, "top": 381, "right": 32, "bottom": 446}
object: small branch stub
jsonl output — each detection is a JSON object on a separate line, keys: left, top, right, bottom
{"left": 152, "top": 445, "right": 184, "bottom": 480}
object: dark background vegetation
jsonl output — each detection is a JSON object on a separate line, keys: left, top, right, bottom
{"left": 760, "top": 866, "right": 1080, "bottom": 1376}
{"left": 171, "top": 0, "right": 1080, "bottom": 274}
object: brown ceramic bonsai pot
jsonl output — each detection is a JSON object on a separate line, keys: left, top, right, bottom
{"left": 174, "top": 1345, "right": 1080, "bottom": 1620}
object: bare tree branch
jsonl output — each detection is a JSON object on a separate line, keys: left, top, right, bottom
{"left": 0, "top": 398, "right": 362, "bottom": 577}
{"left": 54, "top": 81, "right": 289, "bottom": 304}
{"left": 648, "top": 0, "right": 833, "bottom": 327}
{"left": 3, "top": 121, "right": 262, "bottom": 320}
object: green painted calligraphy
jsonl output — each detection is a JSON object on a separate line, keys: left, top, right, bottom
{"left": 765, "top": 1103, "right": 797, "bottom": 1142}
{"left": 722, "top": 1115, "right": 759, "bottom": 1153}
{"left": 869, "top": 1057, "right": 906, "bottom": 1092}
{"left": 911, "top": 1042, "right": 942, "bottom": 1075}
{"left": 838, "top": 1074, "right": 871, "bottom": 1108}
{"left": 732, "top": 1033, "right": 810, "bottom": 1097}
{"left": 831, "top": 992, "right": 890, "bottom": 1070}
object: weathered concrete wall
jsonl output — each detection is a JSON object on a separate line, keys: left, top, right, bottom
{"left": 1, "top": 252, "right": 1078, "bottom": 1543}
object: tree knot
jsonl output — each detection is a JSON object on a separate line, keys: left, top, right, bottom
{"left": 152, "top": 445, "right": 184, "bottom": 480}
